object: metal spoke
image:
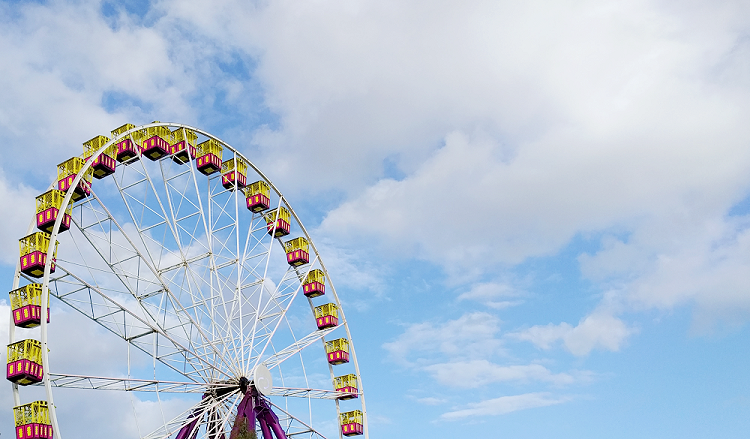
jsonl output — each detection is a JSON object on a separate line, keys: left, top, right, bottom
{"left": 45, "top": 266, "right": 231, "bottom": 381}
{"left": 268, "top": 387, "right": 358, "bottom": 400}
{"left": 142, "top": 391, "right": 238, "bottom": 439}
{"left": 262, "top": 326, "right": 340, "bottom": 370}
{"left": 43, "top": 374, "right": 234, "bottom": 394}
{"left": 268, "top": 400, "right": 329, "bottom": 439}
{"left": 111, "top": 158, "right": 235, "bottom": 377}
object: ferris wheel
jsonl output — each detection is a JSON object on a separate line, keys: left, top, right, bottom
{"left": 6, "top": 122, "right": 368, "bottom": 439}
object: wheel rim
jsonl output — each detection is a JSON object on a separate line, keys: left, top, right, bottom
{"left": 7, "top": 122, "right": 369, "bottom": 439}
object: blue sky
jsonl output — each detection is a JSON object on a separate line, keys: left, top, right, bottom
{"left": 2, "top": 0, "right": 750, "bottom": 437}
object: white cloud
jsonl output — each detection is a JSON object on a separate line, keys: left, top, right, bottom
{"left": 510, "top": 311, "right": 636, "bottom": 356}
{"left": 3, "top": 0, "right": 750, "bottom": 328}
{"left": 457, "top": 281, "right": 524, "bottom": 309}
{"left": 0, "top": 0, "right": 260, "bottom": 185}
{"left": 416, "top": 397, "right": 447, "bottom": 406}
{"left": 384, "top": 312, "right": 594, "bottom": 393}
{"left": 441, "top": 392, "right": 570, "bottom": 420}
{"left": 0, "top": 172, "right": 36, "bottom": 264}
{"left": 577, "top": 213, "right": 750, "bottom": 331}
{"left": 233, "top": 0, "right": 750, "bottom": 330}
{"left": 457, "top": 282, "right": 516, "bottom": 301}
{"left": 317, "top": 101, "right": 750, "bottom": 276}
{"left": 311, "top": 239, "right": 387, "bottom": 310}
{"left": 424, "top": 360, "right": 580, "bottom": 388}
{"left": 382, "top": 312, "right": 502, "bottom": 366}
{"left": 2, "top": 0, "right": 750, "bottom": 433}
{"left": 146, "top": 0, "right": 747, "bottom": 201}
{"left": 0, "top": 1, "right": 180, "bottom": 168}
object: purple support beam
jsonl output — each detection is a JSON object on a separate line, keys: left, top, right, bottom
{"left": 175, "top": 399, "right": 206, "bottom": 439}
{"left": 258, "top": 417, "right": 273, "bottom": 439}
{"left": 175, "top": 383, "right": 288, "bottom": 439}
{"left": 254, "top": 392, "right": 287, "bottom": 439}
{"left": 230, "top": 391, "right": 257, "bottom": 439}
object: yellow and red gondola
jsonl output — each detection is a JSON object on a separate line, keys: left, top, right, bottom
{"left": 82, "top": 135, "right": 116, "bottom": 179}
{"left": 221, "top": 157, "right": 248, "bottom": 190}
{"left": 8, "top": 283, "right": 48, "bottom": 328}
{"left": 196, "top": 139, "right": 223, "bottom": 175}
{"left": 314, "top": 303, "right": 338, "bottom": 330}
{"left": 334, "top": 374, "right": 358, "bottom": 400}
{"left": 325, "top": 338, "right": 349, "bottom": 365}
{"left": 57, "top": 157, "right": 93, "bottom": 201}
{"left": 245, "top": 180, "right": 270, "bottom": 212}
{"left": 263, "top": 207, "right": 290, "bottom": 238}
{"left": 339, "top": 410, "right": 363, "bottom": 436}
{"left": 170, "top": 127, "right": 197, "bottom": 164}
{"left": 284, "top": 237, "right": 309, "bottom": 267}
{"left": 302, "top": 269, "right": 325, "bottom": 298}
{"left": 6, "top": 339, "right": 43, "bottom": 386}
{"left": 13, "top": 401, "right": 52, "bottom": 439}
{"left": 142, "top": 122, "right": 173, "bottom": 161}
{"left": 19, "top": 233, "right": 57, "bottom": 278}
{"left": 35, "top": 190, "right": 71, "bottom": 234}
{"left": 111, "top": 123, "right": 145, "bottom": 163}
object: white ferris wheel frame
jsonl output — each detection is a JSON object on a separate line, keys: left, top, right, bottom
{"left": 7, "top": 122, "right": 369, "bottom": 439}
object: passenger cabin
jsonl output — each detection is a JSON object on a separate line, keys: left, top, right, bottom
{"left": 13, "top": 400, "right": 53, "bottom": 439}
{"left": 57, "top": 157, "right": 93, "bottom": 201}
{"left": 221, "top": 157, "right": 248, "bottom": 190}
{"left": 19, "top": 233, "right": 58, "bottom": 278}
{"left": 264, "top": 207, "right": 290, "bottom": 237}
{"left": 83, "top": 135, "right": 116, "bottom": 179}
{"left": 302, "top": 269, "right": 326, "bottom": 298}
{"left": 35, "top": 189, "right": 71, "bottom": 233}
{"left": 334, "top": 374, "right": 358, "bottom": 400}
{"left": 170, "top": 127, "right": 197, "bottom": 164}
{"left": 339, "top": 410, "right": 363, "bottom": 436}
{"left": 9, "top": 283, "right": 49, "bottom": 328}
{"left": 142, "top": 123, "right": 172, "bottom": 160}
{"left": 196, "top": 139, "right": 223, "bottom": 175}
{"left": 6, "top": 339, "right": 43, "bottom": 386}
{"left": 112, "top": 123, "right": 145, "bottom": 163}
{"left": 245, "top": 180, "right": 270, "bottom": 212}
{"left": 325, "top": 338, "right": 350, "bottom": 365}
{"left": 284, "top": 237, "right": 309, "bottom": 266}
{"left": 314, "top": 303, "right": 338, "bottom": 329}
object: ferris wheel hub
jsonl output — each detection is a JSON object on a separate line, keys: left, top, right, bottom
{"left": 238, "top": 376, "right": 250, "bottom": 395}
{"left": 252, "top": 364, "right": 273, "bottom": 395}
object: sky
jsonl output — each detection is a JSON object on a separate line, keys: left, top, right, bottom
{"left": 2, "top": 0, "right": 750, "bottom": 437}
